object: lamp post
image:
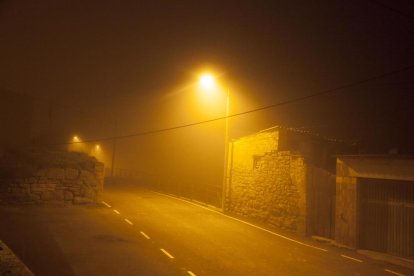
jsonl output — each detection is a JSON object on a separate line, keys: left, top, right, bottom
{"left": 222, "top": 87, "right": 230, "bottom": 211}
{"left": 198, "top": 73, "right": 230, "bottom": 211}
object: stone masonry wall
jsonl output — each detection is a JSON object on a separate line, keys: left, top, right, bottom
{"left": 0, "top": 151, "right": 104, "bottom": 204}
{"left": 229, "top": 150, "right": 307, "bottom": 234}
{"left": 231, "top": 131, "right": 279, "bottom": 171}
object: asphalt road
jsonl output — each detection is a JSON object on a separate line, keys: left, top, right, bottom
{"left": 0, "top": 183, "right": 412, "bottom": 276}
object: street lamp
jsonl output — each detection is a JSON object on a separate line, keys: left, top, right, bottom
{"left": 199, "top": 74, "right": 216, "bottom": 91}
{"left": 198, "top": 73, "right": 230, "bottom": 211}
{"left": 91, "top": 144, "right": 104, "bottom": 163}
{"left": 70, "top": 135, "right": 85, "bottom": 153}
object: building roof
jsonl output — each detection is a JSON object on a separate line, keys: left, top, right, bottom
{"left": 257, "top": 125, "right": 354, "bottom": 144}
{"left": 336, "top": 154, "right": 414, "bottom": 159}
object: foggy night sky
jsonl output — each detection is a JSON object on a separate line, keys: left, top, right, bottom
{"left": 1, "top": 1, "right": 414, "bottom": 184}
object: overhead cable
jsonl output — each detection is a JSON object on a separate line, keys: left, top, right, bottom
{"left": 50, "top": 64, "right": 414, "bottom": 145}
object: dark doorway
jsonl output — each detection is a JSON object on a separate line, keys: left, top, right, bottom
{"left": 359, "top": 178, "right": 414, "bottom": 259}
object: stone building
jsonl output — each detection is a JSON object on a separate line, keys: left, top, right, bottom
{"left": 335, "top": 155, "right": 414, "bottom": 259}
{"left": 225, "top": 126, "right": 352, "bottom": 236}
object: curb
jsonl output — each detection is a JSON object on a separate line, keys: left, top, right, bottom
{"left": 0, "top": 240, "right": 34, "bottom": 276}
{"left": 311, "top": 236, "right": 414, "bottom": 272}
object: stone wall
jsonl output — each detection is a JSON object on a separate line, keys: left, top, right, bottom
{"left": 229, "top": 149, "right": 307, "bottom": 234}
{"left": 230, "top": 131, "right": 279, "bottom": 171}
{"left": 226, "top": 127, "right": 345, "bottom": 235}
{"left": 0, "top": 240, "right": 34, "bottom": 275}
{"left": 0, "top": 150, "right": 104, "bottom": 204}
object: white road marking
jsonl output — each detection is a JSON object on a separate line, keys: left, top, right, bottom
{"left": 187, "top": 271, "right": 196, "bottom": 276}
{"left": 160, "top": 248, "right": 174, "bottom": 259}
{"left": 140, "top": 231, "right": 150, "bottom": 239}
{"left": 101, "top": 201, "right": 111, "bottom": 208}
{"left": 340, "top": 254, "right": 363, "bottom": 263}
{"left": 124, "top": 218, "right": 133, "bottom": 225}
{"left": 155, "top": 192, "right": 328, "bottom": 252}
{"left": 384, "top": 269, "right": 405, "bottom": 276}
{"left": 113, "top": 209, "right": 120, "bottom": 215}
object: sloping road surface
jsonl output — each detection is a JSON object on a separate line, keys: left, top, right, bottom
{"left": 0, "top": 183, "right": 412, "bottom": 276}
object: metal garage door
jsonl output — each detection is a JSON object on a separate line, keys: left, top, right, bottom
{"left": 359, "top": 178, "right": 414, "bottom": 259}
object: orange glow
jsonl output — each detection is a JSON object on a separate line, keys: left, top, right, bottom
{"left": 72, "top": 135, "right": 80, "bottom": 142}
{"left": 195, "top": 72, "right": 227, "bottom": 116}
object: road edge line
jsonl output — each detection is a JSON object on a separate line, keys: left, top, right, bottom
{"left": 384, "top": 269, "right": 406, "bottom": 276}
{"left": 153, "top": 191, "right": 328, "bottom": 252}
{"left": 340, "top": 254, "right": 363, "bottom": 263}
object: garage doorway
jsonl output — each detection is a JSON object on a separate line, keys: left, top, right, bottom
{"left": 359, "top": 178, "right": 414, "bottom": 259}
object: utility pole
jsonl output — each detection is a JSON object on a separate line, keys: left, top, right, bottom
{"left": 222, "top": 88, "right": 230, "bottom": 211}
{"left": 47, "top": 103, "right": 53, "bottom": 146}
{"left": 110, "top": 119, "right": 117, "bottom": 178}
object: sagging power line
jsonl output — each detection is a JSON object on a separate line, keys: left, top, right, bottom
{"left": 49, "top": 64, "right": 414, "bottom": 146}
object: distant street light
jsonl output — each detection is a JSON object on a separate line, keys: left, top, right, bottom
{"left": 90, "top": 144, "right": 104, "bottom": 162}
{"left": 70, "top": 135, "right": 85, "bottom": 153}
{"left": 198, "top": 73, "right": 230, "bottom": 210}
